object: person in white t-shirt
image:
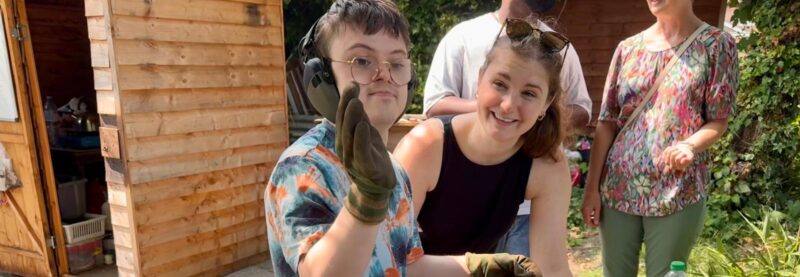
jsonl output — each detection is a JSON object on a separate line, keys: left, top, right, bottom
{"left": 423, "top": 0, "right": 591, "bottom": 257}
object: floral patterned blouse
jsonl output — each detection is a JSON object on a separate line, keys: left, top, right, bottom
{"left": 598, "top": 25, "right": 739, "bottom": 216}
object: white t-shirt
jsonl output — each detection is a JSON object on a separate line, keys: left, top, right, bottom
{"left": 423, "top": 13, "right": 592, "bottom": 215}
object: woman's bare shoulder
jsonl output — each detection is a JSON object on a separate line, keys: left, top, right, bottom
{"left": 393, "top": 118, "right": 445, "bottom": 158}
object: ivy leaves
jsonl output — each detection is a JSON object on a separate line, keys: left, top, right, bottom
{"left": 705, "top": 0, "right": 800, "bottom": 241}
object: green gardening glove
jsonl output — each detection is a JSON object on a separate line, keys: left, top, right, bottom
{"left": 335, "top": 83, "right": 396, "bottom": 224}
{"left": 465, "top": 252, "right": 542, "bottom": 277}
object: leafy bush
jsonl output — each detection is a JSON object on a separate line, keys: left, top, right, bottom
{"left": 282, "top": 0, "right": 331, "bottom": 58}
{"left": 393, "top": 1, "right": 496, "bottom": 113}
{"left": 567, "top": 187, "right": 586, "bottom": 247}
{"left": 705, "top": 0, "right": 800, "bottom": 242}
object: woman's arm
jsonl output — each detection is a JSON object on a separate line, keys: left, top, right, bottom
{"left": 581, "top": 120, "right": 617, "bottom": 227}
{"left": 664, "top": 32, "right": 738, "bottom": 172}
{"left": 661, "top": 119, "right": 729, "bottom": 172}
{"left": 393, "top": 119, "right": 445, "bottom": 216}
{"left": 528, "top": 157, "right": 573, "bottom": 277}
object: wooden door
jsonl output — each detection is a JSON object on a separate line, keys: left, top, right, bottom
{"left": 0, "top": 0, "right": 59, "bottom": 276}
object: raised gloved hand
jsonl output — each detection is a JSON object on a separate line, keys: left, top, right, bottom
{"left": 335, "top": 83, "right": 396, "bottom": 224}
{"left": 465, "top": 252, "right": 542, "bottom": 277}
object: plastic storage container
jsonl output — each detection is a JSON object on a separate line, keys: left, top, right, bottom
{"left": 57, "top": 178, "right": 87, "bottom": 221}
{"left": 66, "top": 237, "right": 103, "bottom": 274}
{"left": 63, "top": 213, "right": 106, "bottom": 244}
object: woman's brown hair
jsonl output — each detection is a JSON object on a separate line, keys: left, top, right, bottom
{"left": 482, "top": 25, "right": 566, "bottom": 161}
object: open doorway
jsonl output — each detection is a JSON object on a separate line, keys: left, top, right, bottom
{"left": 25, "top": 0, "right": 113, "bottom": 275}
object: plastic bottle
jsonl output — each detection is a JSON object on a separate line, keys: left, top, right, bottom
{"left": 664, "top": 261, "right": 687, "bottom": 277}
{"left": 43, "top": 96, "right": 58, "bottom": 146}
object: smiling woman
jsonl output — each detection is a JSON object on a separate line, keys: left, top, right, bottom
{"left": 393, "top": 18, "right": 574, "bottom": 276}
{"left": 580, "top": 0, "right": 739, "bottom": 275}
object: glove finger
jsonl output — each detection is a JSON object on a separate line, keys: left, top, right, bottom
{"left": 366, "top": 123, "right": 395, "bottom": 189}
{"left": 352, "top": 121, "right": 373, "bottom": 180}
{"left": 341, "top": 99, "right": 366, "bottom": 169}
{"left": 355, "top": 122, "right": 395, "bottom": 197}
{"left": 353, "top": 121, "right": 385, "bottom": 181}
{"left": 513, "top": 256, "right": 541, "bottom": 277}
{"left": 336, "top": 83, "right": 360, "bottom": 159}
{"left": 337, "top": 82, "right": 360, "bottom": 125}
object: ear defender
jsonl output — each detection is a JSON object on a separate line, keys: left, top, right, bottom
{"left": 303, "top": 57, "right": 341, "bottom": 123}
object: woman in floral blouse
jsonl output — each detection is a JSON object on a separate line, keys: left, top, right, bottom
{"left": 580, "top": 0, "right": 739, "bottom": 276}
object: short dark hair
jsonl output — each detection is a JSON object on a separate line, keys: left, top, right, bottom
{"left": 314, "top": 0, "right": 411, "bottom": 58}
{"left": 482, "top": 20, "right": 566, "bottom": 161}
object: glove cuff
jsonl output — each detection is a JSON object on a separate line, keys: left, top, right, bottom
{"left": 345, "top": 184, "right": 390, "bottom": 224}
{"left": 465, "top": 252, "right": 487, "bottom": 277}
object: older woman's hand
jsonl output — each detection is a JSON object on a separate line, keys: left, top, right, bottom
{"left": 661, "top": 142, "right": 695, "bottom": 173}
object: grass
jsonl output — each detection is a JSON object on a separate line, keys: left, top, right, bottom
{"left": 689, "top": 210, "right": 800, "bottom": 276}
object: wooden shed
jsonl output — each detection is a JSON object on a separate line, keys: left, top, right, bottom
{"left": 0, "top": 0, "right": 287, "bottom": 276}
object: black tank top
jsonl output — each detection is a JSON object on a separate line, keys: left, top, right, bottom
{"left": 417, "top": 116, "right": 533, "bottom": 255}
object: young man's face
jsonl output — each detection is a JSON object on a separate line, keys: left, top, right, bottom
{"left": 327, "top": 26, "right": 410, "bottom": 131}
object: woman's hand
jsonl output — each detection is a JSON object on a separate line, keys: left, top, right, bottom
{"left": 581, "top": 187, "right": 601, "bottom": 227}
{"left": 661, "top": 142, "right": 695, "bottom": 173}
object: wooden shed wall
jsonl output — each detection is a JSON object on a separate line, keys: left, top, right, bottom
{"left": 548, "top": 0, "right": 725, "bottom": 124}
{"left": 85, "top": 0, "right": 287, "bottom": 276}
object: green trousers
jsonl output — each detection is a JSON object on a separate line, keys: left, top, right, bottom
{"left": 600, "top": 199, "right": 705, "bottom": 277}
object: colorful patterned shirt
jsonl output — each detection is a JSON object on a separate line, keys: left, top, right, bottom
{"left": 265, "top": 120, "right": 424, "bottom": 277}
{"left": 598, "top": 26, "right": 739, "bottom": 216}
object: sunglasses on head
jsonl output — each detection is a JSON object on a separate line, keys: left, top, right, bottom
{"left": 499, "top": 18, "right": 570, "bottom": 54}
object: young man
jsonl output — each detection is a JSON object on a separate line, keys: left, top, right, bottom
{"left": 265, "top": 1, "right": 539, "bottom": 276}
{"left": 422, "top": 0, "right": 592, "bottom": 257}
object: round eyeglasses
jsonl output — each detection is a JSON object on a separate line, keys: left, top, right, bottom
{"left": 329, "top": 56, "right": 413, "bottom": 86}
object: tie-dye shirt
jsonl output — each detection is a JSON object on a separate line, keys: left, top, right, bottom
{"left": 598, "top": 26, "right": 739, "bottom": 216}
{"left": 265, "top": 120, "right": 424, "bottom": 277}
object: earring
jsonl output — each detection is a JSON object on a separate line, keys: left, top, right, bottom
{"left": 537, "top": 114, "right": 545, "bottom": 121}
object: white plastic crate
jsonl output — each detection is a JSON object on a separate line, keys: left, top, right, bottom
{"left": 63, "top": 214, "right": 106, "bottom": 244}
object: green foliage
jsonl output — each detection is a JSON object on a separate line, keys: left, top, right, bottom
{"left": 705, "top": 0, "right": 800, "bottom": 242}
{"left": 567, "top": 187, "right": 586, "bottom": 247}
{"left": 692, "top": 209, "right": 800, "bottom": 277}
{"left": 282, "top": 0, "right": 334, "bottom": 58}
{"left": 282, "top": 0, "right": 497, "bottom": 113}
{"left": 394, "top": 1, "right": 496, "bottom": 113}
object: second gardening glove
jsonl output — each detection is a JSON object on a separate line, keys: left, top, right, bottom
{"left": 465, "top": 252, "right": 542, "bottom": 277}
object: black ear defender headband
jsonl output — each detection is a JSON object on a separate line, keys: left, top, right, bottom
{"left": 298, "top": 5, "right": 417, "bottom": 124}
